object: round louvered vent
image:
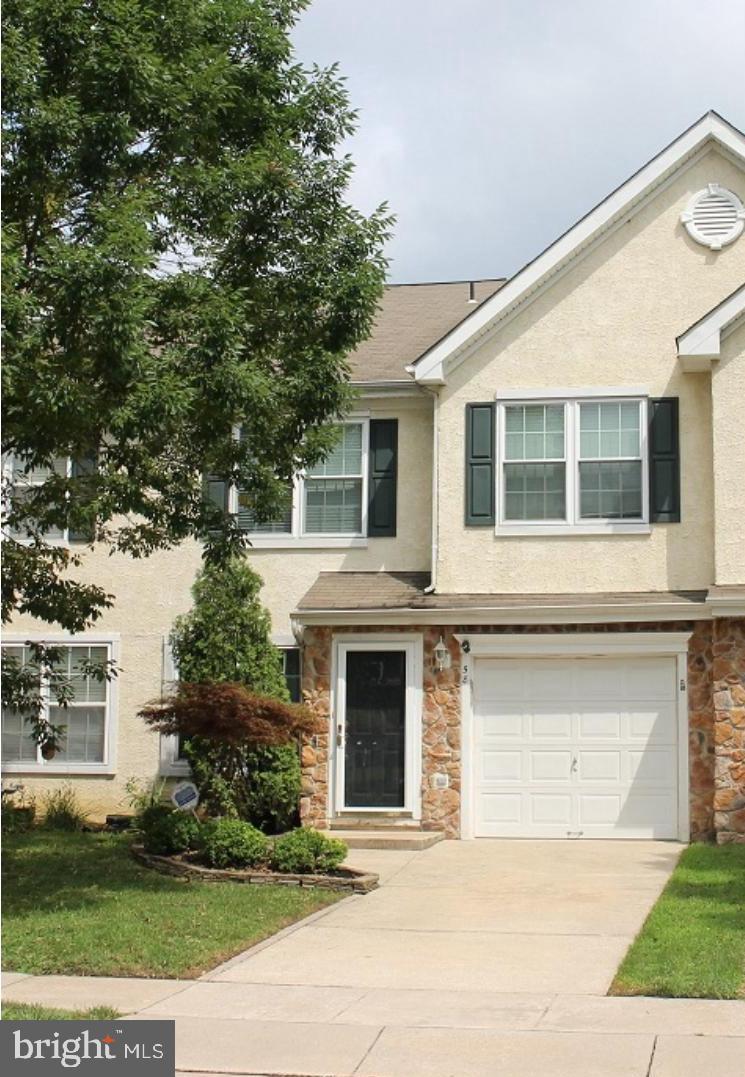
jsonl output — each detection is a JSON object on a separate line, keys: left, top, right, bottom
{"left": 681, "top": 184, "right": 745, "bottom": 250}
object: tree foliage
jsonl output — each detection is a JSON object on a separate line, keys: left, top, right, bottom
{"left": 2, "top": 0, "right": 390, "bottom": 631}
{"left": 138, "top": 681, "right": 319, "bottom": 745}
{"left": 150, "top": 555, "right": 310, "bottom": 829}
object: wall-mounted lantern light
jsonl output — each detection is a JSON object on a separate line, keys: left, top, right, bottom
{"left": 433, "top": 635, "right": 451, "bottom": 672}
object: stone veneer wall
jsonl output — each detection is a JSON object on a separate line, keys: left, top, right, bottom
{"left": 299, "top": 619, "right": 745, "bottom": 843}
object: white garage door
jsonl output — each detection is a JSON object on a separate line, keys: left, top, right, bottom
{"left": 472, "top": 656, "right": 680, "bottom": 838}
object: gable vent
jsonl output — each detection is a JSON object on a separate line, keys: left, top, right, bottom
{"left": 681, "top": 184, "right": 745, "bottom": 250}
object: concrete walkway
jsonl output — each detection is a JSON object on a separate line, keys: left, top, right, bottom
{"left": 4, "top": 841, "right": 744, "bottom": 1076}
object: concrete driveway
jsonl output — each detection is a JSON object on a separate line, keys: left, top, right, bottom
{"left": 209, "top": 839, "right": 681, "bottom": 996}
{"left": 6, "top": 840, "right": 745, "bottom": 1076}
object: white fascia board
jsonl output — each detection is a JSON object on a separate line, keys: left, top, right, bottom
{"left": 294, "top": 599, "right": 711, "bottom": 626}
{"left": 414, "top": 112, "right": 745, "bottom": 385}
{"left": 676, "top": 285, "right": 745, "bottom": 370}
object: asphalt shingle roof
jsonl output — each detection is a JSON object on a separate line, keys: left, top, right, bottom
{"left": 296, "top": 572, "right": 708, "bottom": 614}
{"left": 347, "top": 279, "right": 505, "bottom": 382}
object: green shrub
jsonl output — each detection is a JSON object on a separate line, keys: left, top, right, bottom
{"left": 242, "top": 745, "right": 301, "bottom": 833}
{"left": 41, "top": 785, "right": 87, "bottom": 831}
{"left": 141, "top": 808, "right": 202, "bottom": 856}
{"left": 1, "top": 786, "right": 36, "bottom": 833}
{"left": 271, "top": 828, "right": 347, "bottom": 875}
{"left": 2, "top": 804, "right": 36, "bottom": 833}
{"left": 199, "top": 818, "right": 270, "bottom": 868}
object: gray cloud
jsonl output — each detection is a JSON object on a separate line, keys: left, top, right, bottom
{"left": 292, "top": 0, "right": 745, "bottom": 282}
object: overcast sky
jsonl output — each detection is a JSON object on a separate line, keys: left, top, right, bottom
{"left": 292, "top": 0, "right": 745, "bottom": 283}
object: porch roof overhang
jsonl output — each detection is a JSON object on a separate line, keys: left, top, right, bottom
{"left": 293, "top": 572, "right": 711, "bottom": 627}
{"left": 676, "top": 283, "right": 745, "bottom": 371}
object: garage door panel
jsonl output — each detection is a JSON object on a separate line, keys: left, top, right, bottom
{"left": 531, "top": 794, "right": 572, "bottom": 824}
{"left": 530, "top": 751, "right": 572, "bottom": 781}
{"left": 477, "top": 708, "right": 523, "bottom": 738}
{"left": 578, "top": 750, "right": 622, "bottom": 782}
{"left": 574, "top": 660, "right": 625, "bottom": 698}
{"left": 628, "top": 705, "right": 676, "bottom": 742}
{"left": 577, "top": 793, "right": 623, "bottom": 824}
{"left": 578, "top": 709, "right": 622, "bottom": 739}
{"left": 481, "top": 750, "right": 522, "bottom": 781}
{"left": 472, "top": 655, "right": 681, "bottom": 839}
{"left": 616, "top": 793, "right": 677, "bottom": 833}
{"left": 628, "top": 748, "right": 677, "bottom": 783}
{"left": 622, "top": 658, "right": 677, "bottom": 700}
{"left": 479, "top": 793, "right": 522, "bottom": 824}
{"left": 530, "top": 710, "right": 572, "bottom": 738}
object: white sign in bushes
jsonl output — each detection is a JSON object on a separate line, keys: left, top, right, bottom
{"left": 171, "top": 781, "right": 200, "bottom": 812}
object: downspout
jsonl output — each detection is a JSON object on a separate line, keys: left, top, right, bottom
{"left": 422, "top": 386, "right": 440, "bottom": 594}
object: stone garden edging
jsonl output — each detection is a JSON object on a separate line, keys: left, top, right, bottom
{"left": 131, "top": 844, "right": 378, "bottom": 893}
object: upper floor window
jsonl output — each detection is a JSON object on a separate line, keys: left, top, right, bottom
{"left": 1, "top": 640, "right": 117, "bottom": 773}
{"left": 3, "top": 454, "right": 96, "bottom": 545}
{"left": 497, "top": 397, "right": 647, "bottom": 532}
{"left": 238, "top": 420, "right": 368, "bottom": 539}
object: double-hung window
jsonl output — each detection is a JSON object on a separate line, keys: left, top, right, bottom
{"left": 4, "top": 457, "right": 68, "bottom": 543}
{"left": 303, "top": 423, "right": 365, "bottom": 535}
{"left": 237, "top": 420, "right": 368, "bottom": 541}
{"left": 497, "top": 396, "right": 647, "bottom": 532}
{"left": 1, "top": 639, "right": 118, "bottom": 773}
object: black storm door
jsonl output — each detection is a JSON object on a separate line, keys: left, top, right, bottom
{"left": 344, "top": 650, "right": 406, "bottom": 808}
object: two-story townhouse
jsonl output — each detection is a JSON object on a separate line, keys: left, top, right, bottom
{"left": 4, "top": 111, "right": 745, "bottom": 844}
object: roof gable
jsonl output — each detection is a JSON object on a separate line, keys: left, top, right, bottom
{"left": 413, "top": 111, "right": 745, "bottom": 385}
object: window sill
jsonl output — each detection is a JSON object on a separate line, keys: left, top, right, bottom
{"left": 1, "top": 763, "right": 115, "bottom": 776}
{"left": 246, "top": 536, "right": 369, "bottom": 549}
{"left": 495, "top": 522, "right": 651, "bottom": 537}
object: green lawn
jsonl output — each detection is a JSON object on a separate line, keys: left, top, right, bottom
{"left": 611, "top": 843, "right": 745, "bottom": 999}
{"left": 2, "top": 830, "right": 341, "bottom": 979}
{"left": 2, "top": 1004, "right": 120, "bottom": 1020}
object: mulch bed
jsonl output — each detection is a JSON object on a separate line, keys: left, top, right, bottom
{"left": 131, "top": 844, "right": 378, "bottom": 893}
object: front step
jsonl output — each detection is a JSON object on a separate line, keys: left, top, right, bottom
{"left": 331, "top": 828, "right": 445, "bottom": 851}
{"left": 330, "top": 814, "right": 421, "bottom": 832}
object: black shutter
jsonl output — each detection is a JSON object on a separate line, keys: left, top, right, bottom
{"left": 368, "top": 419, "right": 398, "bottom": 537}
{"left": 648, "top": 398, "right": 680, "bottom": 523}
{"left": 465, "top": 403, "right": 495, "bottom": 526}
{"left": 69, "top": 454, "right": 97, "bottom": 544}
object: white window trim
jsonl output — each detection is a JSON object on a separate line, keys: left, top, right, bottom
{"left": 330, "top": 633, "right": 423, "bottom": 820}
{"left": 1, "top": 633, "right": 119, "bottom": 775}
{"left": 456, "top": 631, "right": 691, "bottom": 842}
{"left": 495, "top": 395, "right": 650, "bottom": 536}
{"left": 2, "top": 455, "right": 73, "bottom": 547}
{"left": 159, "top": 637, "right": 189, "bottom": 777}
{"left": 236, "top": 418, "right": 370, "bottom": 548}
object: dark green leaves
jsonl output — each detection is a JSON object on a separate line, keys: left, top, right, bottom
{"left": 2, "top": 0, "right": 391, "bottom": 630}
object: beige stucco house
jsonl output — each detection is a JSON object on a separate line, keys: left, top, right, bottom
{"left": 4, "top": 111, "right": 745, "bottom": 844}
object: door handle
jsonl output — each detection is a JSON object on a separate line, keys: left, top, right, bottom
{"left": 336, "top": 724, "right": 344, "bottom": 747}
{"left": 571, "top": 756, "right": 578, "bottom": 773}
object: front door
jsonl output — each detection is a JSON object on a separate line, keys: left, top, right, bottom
{"left": 343, "top": 649, "right": 406, "bottom": 808}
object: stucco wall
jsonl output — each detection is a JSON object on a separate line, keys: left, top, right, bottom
{"left": 712, "top": 317, "right": 745, "bottom": 586}
{"left": 4, "top": 394, "right": 433, "bottom": 819}
{"left": 436, "top": 148, "right": 745, "bottom": 594}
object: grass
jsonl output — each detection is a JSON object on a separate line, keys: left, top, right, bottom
{"left": 611, "top": 843, "right": 745, "bottom": 999}
{"left": 2, "top": 829, "right": 341, "bottom": 979}
{"left": 2, "top": 1004, "right": 120, "bottom": 1020}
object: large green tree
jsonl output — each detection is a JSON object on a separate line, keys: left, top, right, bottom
{"left": 2, "top": 0, "right": 389, "bottom": 632}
